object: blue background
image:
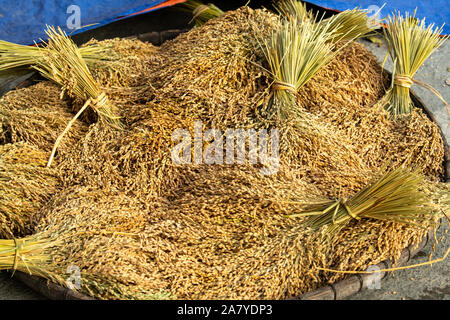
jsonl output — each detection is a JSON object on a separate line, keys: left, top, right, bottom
{"left": 0, "top": 1, "right": 448, "bottom": 45}
{"left": 0, "top": 0, "right": 169, "bottom": 44}
{"left": 307, "top": 0, "right": 449, "bottom": 33}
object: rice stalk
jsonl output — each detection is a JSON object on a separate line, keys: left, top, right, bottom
{"left": 273, "top": 0, "right": 313, "bottom": 23}
{"left": 319, "top": 7, "right": 380, "bottom": 43}
{"left": 288, "top": 166, "right": 436, "bottom": 235}
{"left": 260, "top": 17, "right": 346, "bottom": 118}
{"left": 181, "top": 0, "right": 224, "bottom": 27}
{"left": 383, "top": 11, "right": 447, "bottom": 116}
{"left": 0, "top": 235, "right": 172, "bottom": 300}
{"left": 275, "top": 1, "right": 379, "bottom": 42}
{"left": 27, "top": 26, "right": 122, "bottom": 166}
{"left": 0, "top": 188, "right": 174, "bottom": 300}
{"left": 0, "top": 39, "right": 110, "bottom": 72}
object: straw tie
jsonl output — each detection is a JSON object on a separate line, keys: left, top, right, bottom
{"left": 272, "top": 81, "right": 299, "bottom": 96}
{"left": 394, "top": 74, "right": 449, "bottom": 109}
{"left": 11, "top": 238, "right": 23, "bottom": 275}
{"left": 393, "top": 74, "right": 414, "bottom": 88}
{"left": 46, "top": 91, "right": 110, "bottom": 168}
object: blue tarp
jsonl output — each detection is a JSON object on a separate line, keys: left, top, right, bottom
{"left": 0, "top": 0, "right": 179, "bottom": 45}
{"left": 0, "top": 1, "right": 448, "bottom": 45}
{"left": 307, "top": 0, "right": 449, "bottom": 34}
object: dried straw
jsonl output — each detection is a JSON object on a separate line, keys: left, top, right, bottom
{"left": 289, "top": 166, "right": 436, "bottom": 234}
{"left": 382, "top": 11, "right": 448, "bottom": 115}
{"left": 0, "top": 38, "right": 109, "bottom": 72}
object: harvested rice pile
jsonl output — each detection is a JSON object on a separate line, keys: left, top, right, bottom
{"left": 141, "top": 7, "right": 278, "bottom": 129}
{"left": 0, "top": 6, "right": 447, "bottom": 300}
{"left": 0, "top": 142, "right": 58, "bottom": 238}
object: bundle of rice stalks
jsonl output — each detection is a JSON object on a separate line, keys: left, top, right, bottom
{"left": 0, "top": 82, "right": 88, "bottom": 152}
{"left": 0, "top": 38, "right": 109, "bottom": 72}
{"left": 0, "top": 187, "right": 172, "bottom": 300}
{"left": 383, "top": 11, "right": 447, "bottom": 116}
{"left": 0, "top": 143, "right": 58, "bottom": 238}
{"left": 34, "top": 26, "right": 121, "bottom": 129}
{"left": 260, "top": 17, "right": 345, "bottom": 118}
{"left": 138, "top": 8, "right": 373, "bottom": 197}
{"left": 289, "top": 166, "right": 436, "bottom": 235}
{"left": 294, "top": 41, "right": 444, "bottom": 181}
{"left": 275, "top": 0, "right": 379, "bottom": 42}
{"left": 181, "top": 0, "right": 224, "bottom": 27}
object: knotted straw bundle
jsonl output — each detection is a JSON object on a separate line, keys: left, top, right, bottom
{"left": 260, "top": 17, "right": 345, "bottom": 119}
{"left": 288, "top": 166, "right": 440, "bottom": 236}
{"left": 383, "top": 11, "right": 448, "bottom": 116}
{"left": 30, "top": 26, "right": 122, "bottom": 166}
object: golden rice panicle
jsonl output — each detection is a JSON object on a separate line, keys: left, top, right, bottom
{"left": 33, "top": 26, "right": 121, "bottom": 128}
{"left": 0, "top": 142, "right": 59, "bottom": 238}
{"left": 383, "top": 11, "right": 446, "bottom": 116}
{"left": 0, "top": 81, "right": 88, "bottom": 152}
{"left": 142, "top": 7, "right": 279, "bottom": 130}
{"left": 83, "top": 38, "right": 159, "bottom": 91}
